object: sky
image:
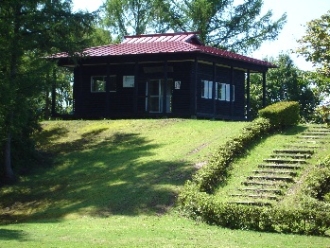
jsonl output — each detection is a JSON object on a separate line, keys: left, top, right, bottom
{"left": 72, "top": 0, "right": 330, "bottom": 71}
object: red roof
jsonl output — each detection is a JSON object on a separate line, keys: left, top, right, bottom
{"left": 52, "top": 32, "right": 275, "bottom": 68}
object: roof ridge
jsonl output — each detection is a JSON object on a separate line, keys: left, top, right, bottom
{"left": 123, "top": 32, "right": 200, "bottom": 39}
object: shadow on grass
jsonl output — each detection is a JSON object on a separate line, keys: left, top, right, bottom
{"left": 0, "top": 229, "right": 28, "bottom": 241}
{"left": 0, "top": 126, "right": 195, "bottom": 223}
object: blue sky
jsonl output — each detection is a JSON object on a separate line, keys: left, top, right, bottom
{"left": 72, "top": 0, "right": 330, "bottom": 71}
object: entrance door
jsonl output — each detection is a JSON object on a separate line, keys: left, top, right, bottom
{"left": 146, "top": 79, "right": 172, "bottom": 113}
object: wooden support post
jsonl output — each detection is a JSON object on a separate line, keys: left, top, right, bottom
{"left": 246, "top": 70, "right": 251, "bottom": 120}
{"left": 212, "top": 62, "right": 217, "bottom": 118}
{"left": 134, "top": 62, "right": 139, "bottom": 114}
{"left": 191, "top": 58, "right": 198, "bottom": 117}
{"left": 163, "top": 60, "right": 168, "bottom": 114}
{"left": 262, "top": 71, "right": 267, "bottom": 107}
{"left": 230, "top": 66, "right": 234, "bottom": 117}
{"left": 51, "top": 67, "right": 56, "bottom": 117}
{"left": 106, "top": 62, "right": 110, "bottom": 117}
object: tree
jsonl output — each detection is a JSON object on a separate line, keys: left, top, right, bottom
{"left": 0, "top": 0, "right": 95, "bottom": 182}
{"left": 169, "top": 0, "right": 287, "bottom": 53}
{"left": 297, "top": 10, "right": 330, "bottom": 77}
{"left": 250, "top": 54, "right": 319, "bottom": 120}
{"left": 103, "top": 0, "right": 287, "bottom": 53}
{"left": 104, "top": 0, "right": 156, "bottom": 37}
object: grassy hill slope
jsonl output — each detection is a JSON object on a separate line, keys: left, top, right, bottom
{"left": 0, "top": 119, "right": 329, "bottom": 247}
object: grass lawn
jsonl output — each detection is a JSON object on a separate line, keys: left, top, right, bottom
{"left": 1, "top": 119, "right": 329, "bottom": 247}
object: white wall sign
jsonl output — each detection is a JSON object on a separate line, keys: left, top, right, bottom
{"left": 175, "top": 81, "right": 181, "bottom": 89}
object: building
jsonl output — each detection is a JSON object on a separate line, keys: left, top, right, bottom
{"left": 52, "top": 32, "right": 275, "bottom": 120}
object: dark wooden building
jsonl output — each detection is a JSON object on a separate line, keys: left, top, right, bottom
{"left": 53, "top": 32, "right": 275, "bottom": 120}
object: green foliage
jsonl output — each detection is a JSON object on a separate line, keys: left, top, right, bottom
{"left": 103, "top": 0, "right": 286, "bottom": 53}
{"left": 304, "top": 155, "right": 330, "bottom": 202}
{"left": 0, "top": 0, "right": 96, "bottom": 180}
{"left": 179, "top": 112, "right": 330, "bottom": 236}
{"left": 179, "top": 117, "right": 273, "bottom": 202}
{"left": 258, "top": 101, "right": 300, "bottom": 128}
{"left": 180, "top": 188, "right": 330, "bottom": 235}
{"left": 167, "top": 0, "right": 287, "bottom": 53}
{"left": 250, "top": 54, "right": 320, "bottom": 121}
{"left": 103, "top": 0, "right": 163, "bottom": 37}
{"left": 297, "top": 10, "right": 330, "bottom": 77}
{"left": 189, "top": 118, "right": 271, "bottom": 193}
{"left": 315, "top": 105, "right": 330, "bottom": 125}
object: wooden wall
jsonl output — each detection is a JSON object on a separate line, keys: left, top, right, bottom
{"left": 72, "top": 59, "right": 246, "bottom": 120}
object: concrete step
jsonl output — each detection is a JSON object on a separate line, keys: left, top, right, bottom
{"left": 240, "top": 187, "right": 283, "bottom": 195}
{"left": 258, "top": 163, "right": 303, "bottom": 169}
{"left": 270, "top": 153, "right": 311, "bottom": 159}
{"left": 297, "top": 135, "right": 326, "bottom": 139}
{"left": 253, "top": 169, "right": 297, "bottom": 176}
{"left": 242, "top": 180, "right": 283, "bottom": 187}
{"left": 247, "top": 175, "right": 294, "bottom": 182}
{"left": 230, "top": 193, "right": 278, "bottom": 200}
{"left": 304, "top": 132, "right": 330, "bottom": 136}
{"left": 283, "top": 144, "right": 319, "bottom": 149}
{"left": 273, "top": 149, "right": 314, "bottom": 154}
{"left": 308, "top": 127, "right": 330, "bottom": 132}
{"left": 263, "top": 158, "right": 307, "bottom": 164}
{"left": 229, "top": 201, "right": 272, "bottom": 207}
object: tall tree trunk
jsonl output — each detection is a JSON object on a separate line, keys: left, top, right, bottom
{"left": 3, "top": 2, "right": 21, "bottom": 182}
{"left": 4, "top": 130, "right": 14, "bottom": 181}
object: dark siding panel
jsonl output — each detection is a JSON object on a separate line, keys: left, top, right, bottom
{"left": 74, "top": 64, "right": 136, "bottom": 118}
{"left": 171, "top": 62, "right": 192, "bottom": 114}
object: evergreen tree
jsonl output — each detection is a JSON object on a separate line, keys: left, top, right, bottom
{"left": 103, "top": 0, "right": 286, "bottom": 53}
{"left": 0, "top": 0, "right": 95, "bottom": 182}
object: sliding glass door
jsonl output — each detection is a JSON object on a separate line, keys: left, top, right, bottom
{"left": 146, "top": 79, "right": 172, "bottom": 113}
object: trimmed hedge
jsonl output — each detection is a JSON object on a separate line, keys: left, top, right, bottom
{"left": 179, "top": 102, "right": 330, "bottom": 236}
{"left": 179, "top": 190, "right": 330, "bottom": 235}
{"left": 258, "top": 101, "right": 300, "bottom": 128}
{"left": 192, "top": 117, "right": 271, "bottom": 193}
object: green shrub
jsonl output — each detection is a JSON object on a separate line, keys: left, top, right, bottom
{"left": 180, "top": 194, "right": 330, "bottom": 236}
{"left": 304, "top": 155, "right": 330, "bottom": 201}
{"left": 190, "top": 118, "right": 271, "bottom": 193}
{"left": 315, "top": 105, "right": 330, "bottom": 125}
{"left": 179, "top": 112, "right": 330, "bottom": 236}
{"left": 258, "top": 101, "right": 300, "bottom": 128}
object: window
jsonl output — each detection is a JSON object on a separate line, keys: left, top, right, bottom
{"left": 201, "top": 80, "right": 213, "bottom": 99}
{"left": 201, "top": 80, "right": 235, "bottom": 101}
{"left": 91, "top": 75, "right": 117, "bottom": 93}
{"left": 91, "top": 76, "right": 106, "bottom": 92}
{"left": 217, "top": 83, "right": 226, "bottom": 101}
{"left": 217, "top": 83, "right": 235, "bottom": 102}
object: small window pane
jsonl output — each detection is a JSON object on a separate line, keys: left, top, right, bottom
{"left": 208, "top": 81, "right": 213, "bottom": 99}
{"left": 201, "top": 80, "right": 207, "bottom": 99}
{"left": 226, "top": 84, "right": 231, "bottom": 101}
{"left": 91, "top": 76, "right": 106, "bottom": 92}
{"left": 218, "top": 83, "right": 226, "bottom": 101}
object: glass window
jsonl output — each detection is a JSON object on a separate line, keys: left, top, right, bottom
{"left": 201, "top": 80, "right": 213, "bottom": 99}
{"left": 217, "top": 83, "right": 235, "bottom": 102}
{"left": 91, "top": 76, "right": 106, "bottom": 92}
{"left": 217, "top": 83, "right": 226, "bottom": 101}
{"left": 91, "top": 75, "right": 117, "bottom": 93}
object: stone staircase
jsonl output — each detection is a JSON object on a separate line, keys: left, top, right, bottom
{"left": 228, "top": 125, "right": 330, "bottom": 207}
